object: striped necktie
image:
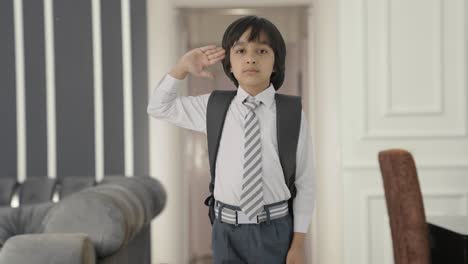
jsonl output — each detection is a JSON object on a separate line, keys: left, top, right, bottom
{"left": 240, "top": 96, "right": 264, "bottom": 221}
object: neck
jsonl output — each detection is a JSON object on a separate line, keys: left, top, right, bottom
{"left": 240, "top": 82, "right": 269, "bottom": 97}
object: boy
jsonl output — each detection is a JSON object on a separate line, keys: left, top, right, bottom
{"left": 147, "top": 15, "right": 315, "bottom": 264}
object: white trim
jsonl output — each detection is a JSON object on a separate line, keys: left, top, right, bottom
{"left": 92, "top": 0, "right": 104, "bottom": 182}
{"left": 122, "top": 0, "right": 134, "bottom": 177}
{"left": 14, "top": 0, "right": 26, "bottom": 183}
{"left": 44, "top": 0, "right": 57, "bottom": 179}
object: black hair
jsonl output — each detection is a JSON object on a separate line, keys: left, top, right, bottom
{"left": 221, "top": 15, "right": 286, "bottom": 91}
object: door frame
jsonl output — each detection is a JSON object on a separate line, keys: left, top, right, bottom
{"left": 147, "top": 1, "right": 342, "bottom": 263}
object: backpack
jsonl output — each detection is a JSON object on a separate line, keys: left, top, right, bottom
{"left": 203, "top": 90, "right": 302, "bottom": 226}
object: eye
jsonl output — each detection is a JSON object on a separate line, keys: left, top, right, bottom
{"left": 235, "top": 49, "right": 245, "bottom": 53}
{"left": 259, "top": 49, "right": 268, "bottom": 54}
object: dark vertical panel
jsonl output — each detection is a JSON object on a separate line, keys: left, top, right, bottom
{"left": 0, "top": 0, "right": 17, "bottom": 178}
{"left": 54, "top": 0, "right": 95, "bottom": 177}
{"left": 131, "top": 0, "right": 149, "bottom": 176}
{"left": 102, "top": 0, "right": 125, "bottom": 175}
{"left": 24, "top": 0, "right": 47, "bottom": 177}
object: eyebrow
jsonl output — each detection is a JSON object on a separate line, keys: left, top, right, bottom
{"left": 232, "top": 40, "right": 270, "bottom": 48}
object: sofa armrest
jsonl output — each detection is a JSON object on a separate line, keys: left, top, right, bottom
{"left": 0, "top": 233, "right": 96, "bottom": 264}
{"left": 42, "top": 176, "right": 166, "bottom": 258}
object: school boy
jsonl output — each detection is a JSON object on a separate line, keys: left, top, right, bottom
{"left": 147, "top": 15, "right": 315, "bottom": 264}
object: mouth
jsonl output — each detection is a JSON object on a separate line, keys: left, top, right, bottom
{"left": 243, "top": 69, "right": 259, "bottom": 74}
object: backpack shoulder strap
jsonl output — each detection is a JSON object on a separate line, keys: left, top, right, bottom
{"left": 206, "top": 90, "right": 237, "bottom": 186}
{"left": 204, "top": 90, "right": 236, "bottom": 224}
{"left": 275, "top": 93, "right": 302, "bottom": 200}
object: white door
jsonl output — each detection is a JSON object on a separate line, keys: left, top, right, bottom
{"left": 340, "top": 0, "right": 468, "bottom": 263}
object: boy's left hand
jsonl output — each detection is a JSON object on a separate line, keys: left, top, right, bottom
{"left": 286, "top": 245, "right": 305, "bottom": 264}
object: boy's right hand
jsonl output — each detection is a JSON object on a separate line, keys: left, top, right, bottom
{"left": 170, "top": 45, "right": 226, "bottom": 80}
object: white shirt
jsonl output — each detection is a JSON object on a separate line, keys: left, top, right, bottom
{"left": 147, "top": 73, "right": 315, "bottom": 233}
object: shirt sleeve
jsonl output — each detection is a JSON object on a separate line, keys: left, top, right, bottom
{"left": 147, "top": 73, "right": 212, "bottom": 134}
{"left": 292, "top": 109, "right": 316, "bottom": 233}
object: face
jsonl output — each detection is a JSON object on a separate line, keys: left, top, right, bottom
{"left": 229, "top": 27, "right": 275, "bottom": 93}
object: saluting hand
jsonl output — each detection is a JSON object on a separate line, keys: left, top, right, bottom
{"left": 170, "top": 45, "right": 226, "bottom": 80}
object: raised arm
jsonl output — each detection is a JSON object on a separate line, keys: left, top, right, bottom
{"left": 147, "top": 45, "right": 225, "bottom": 133}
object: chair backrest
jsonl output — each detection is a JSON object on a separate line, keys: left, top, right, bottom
{"left": 378, "top": 149, "right": 430, "bottom": 264}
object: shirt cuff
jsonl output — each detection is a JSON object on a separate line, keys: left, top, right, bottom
{"left": 157, "top": 73, "right": 182, "bottom": 93}
{"left": 293, "top": 212, "right": 313, "bottom": 233}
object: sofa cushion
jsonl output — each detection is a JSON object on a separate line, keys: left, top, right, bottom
{"left": 0, "top": 202, "right": 54, "bottom": 248}
{"left": 19, "top": 177, "right": 56, "bottom": 205}
{"left": 59, "top": 176, "right": 95, "bottom": 198}
{"left": 0, "top": 207, "right": 15, "bottom": 248}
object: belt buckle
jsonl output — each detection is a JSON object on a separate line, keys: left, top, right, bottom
{"left": 236, "top": 210, "right": 260, "bottom": 224}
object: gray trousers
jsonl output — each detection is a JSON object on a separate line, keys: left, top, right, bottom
{"left": 211, "top": 213, "right": 293, "bottom": 264}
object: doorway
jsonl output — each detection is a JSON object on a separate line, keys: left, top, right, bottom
{"left": 178, "top": 7, "right": 311, "bottom": 263}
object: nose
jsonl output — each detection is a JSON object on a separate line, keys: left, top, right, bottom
{"left": 246, "top": 57, "right": 256, "bottom": 64}
{"left": 245, "top": 51, "right": 257, "bottom": 64}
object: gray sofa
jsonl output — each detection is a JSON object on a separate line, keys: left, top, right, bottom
{"left": 0, "top": 175, "right": 166, "bottom": 264}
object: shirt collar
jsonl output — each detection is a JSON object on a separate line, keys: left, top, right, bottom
{"left": 236, "top": 83, "right": 276, "bottom": 109}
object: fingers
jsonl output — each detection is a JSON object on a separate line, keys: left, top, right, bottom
{"left": 199, "top": 45, "right": 226, "bottom": 66}
{"left": 204, "top": 47, "right": 225, "bottom": 58}
{"left": 199, "top": 45, "right": 217, "bottom": 52}
{"left": 196, "top": 45, "right": 225, "bottom": 79}
{"left": 203, "top": 47, "right": 220, "bottom": 56}
{"left": 206, "top": 49, "right": 225, "bottom": 65}
{"left": 206, "top": 48, "right": 225, "bottom": 59}
{"left": 207, "top": 54, "right": 225, "bottom": 65}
